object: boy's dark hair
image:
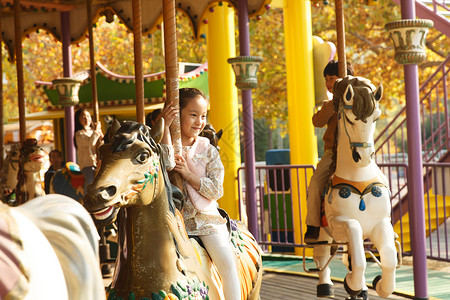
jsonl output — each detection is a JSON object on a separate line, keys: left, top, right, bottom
{"left": 179, "top": 88, "right": 206, "bottom": 111}
{"left": 323, "top": 60, "right": 354, "bottom": 77}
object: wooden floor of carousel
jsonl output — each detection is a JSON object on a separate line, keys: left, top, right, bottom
{"left": 102, "top": 266, "right": 411, "bottom": 300}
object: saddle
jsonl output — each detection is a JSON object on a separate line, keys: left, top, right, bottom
{"left": 188, "top": 208, "right": 233, "bottom": 250}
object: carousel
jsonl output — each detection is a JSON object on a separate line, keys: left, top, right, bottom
{"left": 0, "top": 0, "right": 437, "bottom": 299}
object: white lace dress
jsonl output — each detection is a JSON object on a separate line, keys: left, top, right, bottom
{"left": 161, "top": 138, "right": 227, "bottom": 236}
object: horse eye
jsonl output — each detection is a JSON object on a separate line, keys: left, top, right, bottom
{"left": 136, "top": 152, "right": 150, "bottom": 163}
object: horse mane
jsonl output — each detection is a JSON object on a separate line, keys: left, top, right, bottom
{"left": 14, "top": 195, "right": 105, "bottom": 300}
{"left": 15, "top": 139, "right": 40, "bottom": 205}
{"left": 108, "top": 121, "right": 177, "bottom": 215}
{"left": 0, "top": 143, "right": 20, "bottom": 189}
{"left": 330, "top": 76, "right": 378, "bottom": 173}
{"left": 332, "top": 76, "right": 377, "bottom": 122}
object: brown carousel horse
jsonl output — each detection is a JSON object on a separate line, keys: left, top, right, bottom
{"left": 83, "top": 120, "right": 262, "bottom": 300}
{"left": 1, "top": 143, "right": 20, "bottom": 202}
{"left": 14, "top": 138, "right": 46, "bottom": 205}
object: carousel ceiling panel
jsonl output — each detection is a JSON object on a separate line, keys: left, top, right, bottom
{"left": 0, "top": 0, "right": 271, "bottom": 61}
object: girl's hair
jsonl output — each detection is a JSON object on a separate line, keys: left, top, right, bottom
{"left": 179, "top": 88, "right": 206, "bottom": 111}
{"left": 74, "top": 108, "right": 94, "bottom": 148}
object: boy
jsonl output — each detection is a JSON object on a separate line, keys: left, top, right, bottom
{"left": 304, "top": 60, "right": 354, "bottom": 244}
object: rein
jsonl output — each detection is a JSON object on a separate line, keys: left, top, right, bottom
{"left": 341, "top": 105, "right": 373, "bottom": 150}
{"left": 8, "top": 157, "right": 19, "bottom": 171}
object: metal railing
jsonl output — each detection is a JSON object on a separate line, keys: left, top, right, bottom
{"left": 238, "top": 163, "right": 450, "bottom": 261}
{"left": 375, "top": 55, "right": 450, "bottom": 165}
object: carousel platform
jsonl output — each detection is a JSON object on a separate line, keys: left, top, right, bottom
{"left": 261, "top": 253, "right": 450, "bottom": 300}
{"left": 102, "top": 253, "right": 449, "bottom": 299}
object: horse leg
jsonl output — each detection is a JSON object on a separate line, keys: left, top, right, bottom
{"left": 313, "top": 228, "right": 334, "bottom": 297}
{"left": 370, "top": 218, "right": 397, "bottom": 298}
{"left": 331, "top": 216, "right": 366, "bottom": 295}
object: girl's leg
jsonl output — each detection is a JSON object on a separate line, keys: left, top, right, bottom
{"left": 200, "top": 232, "right": 241, "bottom": 300}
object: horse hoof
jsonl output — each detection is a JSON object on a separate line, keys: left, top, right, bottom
{"left": 372, "top": 275, "right": 382, "bottom": 290}
{"left": 317, "top": 284, "right": 334, "bottom": 297}
{"left": 344, "top": 277, "right": 362, "bottom": 297}
{"left": 358, "top": 290, "right": 369, "bottom": 300}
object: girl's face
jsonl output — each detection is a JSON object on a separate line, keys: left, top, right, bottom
{"left": 180, "top": 95, "right": 207, "bottom": 144}
{"left": 79, "top": 110, "right": 92, "bottom": 128}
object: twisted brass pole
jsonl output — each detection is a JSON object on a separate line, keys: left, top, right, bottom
{"left": 87, "top": 0, "right": 99, "bottom": 123}
{"left": 132, "top": 0, "right": 145, "bottom": 124}
{"left": 335, "top": 0, "right": 347, "bottom": 77}
{"left": 162, "top": 0, "right": 183, "bottom": 190}
{"left": 14, "top": 0, "right": 25, "bottom": 142}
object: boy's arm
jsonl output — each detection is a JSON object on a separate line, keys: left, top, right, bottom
{"left": 312, "top": 100, "right": 335, "bottom": 127}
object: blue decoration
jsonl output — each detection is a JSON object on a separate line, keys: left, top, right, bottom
{"left": 359, "top": 198, "right": 366, "bottom": 211}
{"left": 371, "top": 186, "right": 382, "bottom": 197}
{"left": 339, "top": 186, "right": 351, "bottom": 198}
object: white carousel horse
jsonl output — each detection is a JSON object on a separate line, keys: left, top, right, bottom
{"left": 0, "top": 194, "right": 105, "bottom": 299}
{"left": 312, "top": 76, "right": 398, "bottom": 299}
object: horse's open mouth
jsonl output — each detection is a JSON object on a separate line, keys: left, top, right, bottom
{"left": 31, "top": 155, "right": 44, "bottom": 162}
{"left": 92, "top": 205, "right": 119, "bottom": 226}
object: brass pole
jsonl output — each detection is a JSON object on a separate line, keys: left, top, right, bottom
{"left": 162, "top": 0, "right": 183, "bottom": 190}
{"left": 162, "top": 0, "right": 181, "bottom": 155}
{"left": 87, "top": 0, "right": 99, "bottom": 123}
{"left": 335, "top": 0, "right": 347, "bottom": 77}
{"left": 14, "top": 0, "right": 25, "bottom": 143}
{"left": 132, "top": 0, "right": 145, "bottom": 124}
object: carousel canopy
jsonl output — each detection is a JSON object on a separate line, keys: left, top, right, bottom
{"left": 23, "top": 61, "right": 209, "bottom": 120}
{"left": 0, "top": 0, "right": 271, "bottom": 60}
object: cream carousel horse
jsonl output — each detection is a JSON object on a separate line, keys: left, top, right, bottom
{"left": 14, "top": 139, "right": 46, "bottom": 205}
{"left": 1, "top": 143, "right": 20, "bottom": 202}
{"left": 312, "top": 76, "right": 399, "bottom": 299}
{"left": 0, "top": 194, "right": 105, "bottom": 299}
{"left": 83, "top": 120, "right": 263, "bottom": 300}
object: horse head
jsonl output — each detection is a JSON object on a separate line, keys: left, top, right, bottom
{"left": 199, "top": 123, "right": 223, "bottom": 150}
{"left": 83, "top": 119, "right": 164, "bottom": 227}
{"left": 333, "top": 76, "right": 383, "bottom": 166}
{"left": 19, "top": 138, "right": 46, "bottom": 173}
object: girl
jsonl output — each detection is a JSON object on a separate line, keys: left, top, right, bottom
{"left": 161, "top": 88, "right": 240, "bottom": 299}
{"left": 74, "top": 108, "right": 103, "bottom": 192}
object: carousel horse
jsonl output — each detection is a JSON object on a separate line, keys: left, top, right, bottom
{"left": 0, "top": 143, "right": 20, "bottom": 202}
{"left": 0, "top": 194, "right": 105, "bottom": 299}
{"left": 312, "top": 76, "right": 399, "bottom": 299}
{"left": 14, "top": 138, "right": 46, "bottom": 205}
{"left": 83, "top": 120, "right": 263, "bottom": 300}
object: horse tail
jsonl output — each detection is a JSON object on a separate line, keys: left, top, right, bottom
{"left": 235, "top": 221, "right": 263, "bottom": 299}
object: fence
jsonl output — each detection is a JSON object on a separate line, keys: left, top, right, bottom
{"left": 237, "top": 162, "right": 450, "bottom": 261}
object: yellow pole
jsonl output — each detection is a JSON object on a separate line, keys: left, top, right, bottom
{"left": 284, "top": 0, "right": 318, "bottom": 255}
{"left": 206, "top": 5, "right": 240, "bottom": 219}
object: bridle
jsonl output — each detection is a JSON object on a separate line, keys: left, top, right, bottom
{"left": 340, "top": 104, "right": 373, "bottom": 150}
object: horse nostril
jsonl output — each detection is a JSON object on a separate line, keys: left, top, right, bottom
{"left": 99, "top": 185, "right": 117, "bottom": 200}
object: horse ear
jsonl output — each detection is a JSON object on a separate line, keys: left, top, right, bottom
{"left": 108, "top": 119, "right": 121, "bottom": 141}
{"left": 216, "top": 129, "right": 223, "bottom": 141}
{"left": 343, "top": 84, "right": 354, "bottom": 105}
{"left": 150, "top": 117, "right": 164, "bottom": 144}
{"left": 374, "top": 83, "right": 383, "bottom": 101}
